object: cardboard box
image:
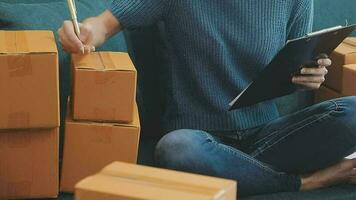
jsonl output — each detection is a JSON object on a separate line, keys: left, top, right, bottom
{"left": 72, "top": 52, "right": 137, "bottom": 123}
{"left": 325, "top": 39, "right": 356, "bottom": 92}
{"left": 0, "top": 30, "right": 60, "bottom": 129}
{"left": 342, "top": 64, "right": 356, "bottom": 96}
{"left": 0, "top": 128, "right": 59, "bottom": 199}
{"left": 75, "top": 162, "right": 237, "bottom": 200}
{"left": 315, "top": 86, "right": 344, "bottom": 103}
{"left": 344, "top": 37, "right": 356, "bottom": 46}
{"left": 60, "top": 104, "right": 140, "bottom": 192}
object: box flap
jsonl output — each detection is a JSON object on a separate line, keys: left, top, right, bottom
{"left": 75, "top": 174, "right": 217, "bottom": 200}
{"left": 344, "top": 64, "right": 356, "bottom": 72}
{"left": 67, "top": 103, "right": 140, "bottom": 128}
{"left": 0, "top": 31, "right": 57, "bottom": 54}
{"left": 73, "top": 52, "right": 136, "bottom": 72}
{"left": 344, "top": 37, "right": 356, "bottom": 47}
{"left": 98, "top": 162, "right": 236, "bottom": 199}
{"left": 335, "top": 42, "right": 356, "bottom": 55}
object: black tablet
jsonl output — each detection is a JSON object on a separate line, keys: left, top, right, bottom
{"left": 229, "top": 24, "right": 356, "bottom": 111}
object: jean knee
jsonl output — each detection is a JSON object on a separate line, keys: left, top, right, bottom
{"left": 154, "top": 129, "right": 207, "bottom": 168}
{"left": 331, "top": 96, "right": 356, "bottom": 112}
{"left": 333, "top": 96, "right": 356, "bottom": 147}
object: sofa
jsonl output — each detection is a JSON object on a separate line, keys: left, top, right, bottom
{"left": 1, "top": 0, "right": 355, "bottom": 199}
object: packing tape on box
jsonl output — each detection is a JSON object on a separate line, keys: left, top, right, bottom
{"left": 99, "top": 52, "right": 116, "bottom": 70}
{"left": 7, "top": 112, "right": 30, "bottom": 128}
{"left": 1, "top": 31, "right": 30, "bottom": 53}
{"left": 15, "top": 31, "right": 30, "bottom": 53}
{"left": 2, "top": 31, "right": 33, "bottom": 77}
{"left": 93, "top": 53, "right": 117, "bottom": 84}
{"left": 0, "top": 31, "right": 16, "bottom": 53}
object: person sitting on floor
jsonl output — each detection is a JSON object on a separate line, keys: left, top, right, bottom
{"left": 58, "top": 0, "right": 356, "bottom": 197}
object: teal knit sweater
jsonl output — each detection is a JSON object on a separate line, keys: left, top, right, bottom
{"left": 110, "top": 0, "right": 314, "bottom": 132}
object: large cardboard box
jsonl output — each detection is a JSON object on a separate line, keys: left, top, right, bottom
{"left": 0, "top": 128, "right": 59, "bottom": 199}
{"left": 72, "top": 52, "right": 137, "bottom": 123}
{"left": 60, "top": 105, "right": 140, "bottom": 192}
{"left": 342, "top": 64, "right": 356, "bottom": 96}
{"left": 0, "top": 30, "right": 60, "bottom": 129}
{"left": 75, "top": 162, "right": 237, "bottom": 200}
{"left": 315, "top": 86, "right": 344, "bottom": 103}
{"left": 325, "top": 38, "right": 356, "bottom": 92}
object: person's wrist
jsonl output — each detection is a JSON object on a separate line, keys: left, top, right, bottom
{"left": 82, "top": 17, "right": 107, "bottom": 47}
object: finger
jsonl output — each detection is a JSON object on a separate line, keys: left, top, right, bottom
{"left": 318, "top": 58, "right": 332, "bottom": 67}
{"left": 59, "top": 30, "right": 82, "bottom": 54}
{"left": 352, "top": 159, "right": 356, "bottom": 167}
{"left": 91, "top": 46, "right": 96, "bottom": 52}
{"left": 292, "top": 75, "right": 325, "bottom": 83}
{"left": 301, "top": 67, "right": 328, "bottom": 76}
{"left": 352, "top": 168, "right": 356, "bottom": 176}
{"left": 62, "top": 21, "right": 84, "bottom": 53}
{"left": 293, "top": 82, "right": 321, "bottom": 90}
{"left": 83, "top": 45, "right": 96, "bottom": 53}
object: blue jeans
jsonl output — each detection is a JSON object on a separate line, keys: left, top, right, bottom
{"left": 155, "top": 96, "right": 356, "bottom": 197}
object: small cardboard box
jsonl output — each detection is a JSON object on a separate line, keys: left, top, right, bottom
{"left": 72, "top": 52, "right": 137, "bottom": 123}
{"left": 60, "top": 104, "right": 140, "bottom": 192}
{"left": 0, "top": 30, "right": 60, "bottom": 129}
{"left": 325, "top": 38, "right": 356, "bottom": 92}
{"left": 342, "top": 64, "right": 356, "bottom": 96}
{"left": 75, "top": 162, "right": 237, "bottom": 200}
{"left": 0, "top": 128, "right": 59, "bottom": 199}
{"left": 315, "top": 86, "right": 344, "bottom": 104}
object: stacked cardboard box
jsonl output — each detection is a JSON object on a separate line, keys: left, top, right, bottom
{"left": 0, "top": 30, "right": 60, "bottom": 199}
{"left": 75, "top": 162, "right": 237, "bottom": 200}
{"left": 60, "top": 52, "right": 140, "bottom": 192}
{"left": 315, "top": 37, "right": 356, "bottom": 103}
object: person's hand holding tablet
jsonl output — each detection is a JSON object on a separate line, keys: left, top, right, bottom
{"left": 292, "top": 54, "right": 332, "bottom": 90}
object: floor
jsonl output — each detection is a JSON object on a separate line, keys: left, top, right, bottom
{"left": 46, "top": 193, "right": 73, "bottom": 200}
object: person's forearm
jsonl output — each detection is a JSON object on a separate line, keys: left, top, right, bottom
{"left": 98, "top": 10, "right": 122, "bottom": 40}
{"left": 82, "top": 10, "right": 122, "bottom": 47}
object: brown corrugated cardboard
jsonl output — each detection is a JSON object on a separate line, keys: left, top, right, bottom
{"left": 0, "top": 30, "right": 60, "bottom": 129}
{"left": 342, "top": 64, "right": 356, "bottom": 96}
{"left": 325, "top": 40, "right": 356, "bottom": 92}
{"left": 315, "top": 86, "right": 344, "bottom": 104}
{"left": 60, "top": 104, "right": 140, "bottom": 193}
{"left": 75, "top": 162, "right": 237, "bottom": 200}
{"left": 344, "top": 37, "right": 356, "bottom": 47}
{"left": 72, "top": 52, "right": 137, "bottom": 123}
{"left": 0, "top": 128, "right": 59, "bottom": 199}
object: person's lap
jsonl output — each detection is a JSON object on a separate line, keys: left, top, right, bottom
{"left": 248, "top": 96, "right": 356, "bottom": 174}
{"left": 155, "top": 96, "right": 356, "bottom": 196}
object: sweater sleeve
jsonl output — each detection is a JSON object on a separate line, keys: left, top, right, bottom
{"left": 109, "top": 0, "right": 170, "bottom": 30}
{"left": 287, "top": 0, "right": 314, "bottom": 40}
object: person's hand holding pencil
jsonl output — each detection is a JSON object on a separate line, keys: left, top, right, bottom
{"left": 59, "top": 0, "right": 98, "bottom": 54}
{"left": 58, "top": 7, "right": 122, "bottom": 54}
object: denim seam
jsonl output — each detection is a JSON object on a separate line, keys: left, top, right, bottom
{"left": 251, "top": 108, "right": 338, "bottom": 158}
{"left": 201, "top": 132, "right": 286, "bottom": 176}
{"left": 252, "top": 100, "right": 339, "bottom": 149}
{"left": 252, "top": 114, "right": 319, "bottom": 149}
